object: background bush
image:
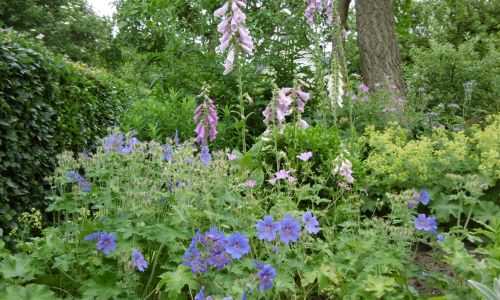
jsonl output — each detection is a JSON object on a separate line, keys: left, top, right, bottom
{"left": 121, "top": 89, "right": 196, "bottom": 143}
{"left": 0, "top": 30, "right": 129, "bottom": 232}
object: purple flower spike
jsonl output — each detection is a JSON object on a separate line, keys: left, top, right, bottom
{"left": 214, "top": 0, "right": 253, "bottom": 75}
{"left": 413, "top": 214, "right": 438, "bottom": 232}
{"left": 225, "top": 232, "right": 250, "bottom": 259}
{"left": 194, "top": 90, "right": 219, "bottom": 146}
{"left": 278, "top": 214, "right": 301, "bottom": 243}
{"left": 132, "top": 250, "right": 148, "bottom": 272}
{"left": 263, "top": 86, "right": 310, "bottom": 134}
{"left": 303, "top": 211, "right": 319, "bottom": 234}
{"left": 97, "top": 233, "right": 116, "bottom": 255}
{"left": 256, "top": 215, "right": 280, "bottom": 242}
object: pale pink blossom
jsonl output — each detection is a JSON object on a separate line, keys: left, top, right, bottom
{"left": 297, "top": 151, "right": 313, "bottom": 161}
{"left": 244, "top": 179, "right": 257, "bottom": 187}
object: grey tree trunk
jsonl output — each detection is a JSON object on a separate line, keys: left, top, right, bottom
{"left": 338, "top": 0, "right": 351, "bottom": 30}
{"left": 355, "top": 0, "right": 405, "bottom": 93}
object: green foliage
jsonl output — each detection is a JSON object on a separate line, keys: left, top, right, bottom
{"left": 362, "top": 116, "right": 500, "bottom": 223}
{"left": 0, "top": 0, "right": 114, "bottom": 65}
{"left": 407, "top": 38, "right": 500, "bottom": 118}
{"left": 0, "top": 30, "right": 129, "bottom": 233}
{"left": 121, "top": 89, "right": 196, "bottom": 143}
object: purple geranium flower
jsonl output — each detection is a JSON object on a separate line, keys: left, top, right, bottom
{"left": 97, "top": 233, "right": 116, "bottom": 255}
{"left": 225, "top": 232, "right": 250, "bottom": 259}
{"left": 160, "top": 144, "right": 173, "bottom": 162}
{"left": 275, "top": 170, "right": 290, "bottom": 180}
{"left": 183, "top": 247, "right": 208, "bottom": 274}
{"left": 359, "top": 83, "right": 370, "bottom": 92}
{"left": 414, "top": 189, "right": 430, "bottom": 205}
{"left": 297, "top": 151, "right": 313, "bottom": 161}
{"left": 255, "top": 262, "right": 276, "bottom": 292}
{"left": 65, "top": 171, "right": 91, "bottom": 192}
{"left": 302, "top": 211, "right": 319, "bottom": 234}
{"left": 278, "top": 214, "right": 301, "bottom": 243}
{"left": 200, "top": 146, "right": 212, "bottom": 165}
{"left": 195, "top": 286, "right": 205, "bottom": 300}
{"left": 413, "top": 214, "right": 438, "bottom": 232}
{"left": 132, "top": 250, "right": 148, "bottom": 272}
{"left": 437, "top": 234, "right": 444, "bottom": 242}
{"left": 84, "top": 231, "right": 101, "bottom": 241}
{"left": 255, "top": 215, "right": 279, "bottom": 242}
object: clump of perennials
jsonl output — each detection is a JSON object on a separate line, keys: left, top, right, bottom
{"left": 183, "top": 211, "right": 320, "bottom": 296}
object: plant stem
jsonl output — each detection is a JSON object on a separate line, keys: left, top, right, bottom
{"left": 238, "top": 57, "right": 246, "bottom": 152}
{"left": 143, "top": 242, "right": 166, "bottom": 298}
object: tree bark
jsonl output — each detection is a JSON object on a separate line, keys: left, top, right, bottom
{"left": 338, "top": 0, "right": 351, "bottom": 30}
{"left": 355, "top": 0, "right": 405, "bottom": 93}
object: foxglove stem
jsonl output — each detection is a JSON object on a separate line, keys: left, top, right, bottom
{"left": 238, "top": 56, "right": 246, "bottom": 152}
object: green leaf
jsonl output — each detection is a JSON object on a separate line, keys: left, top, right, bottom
{"left": 248, "top": 168, "right": 264, "bottom": 186}
{"left": 363, "top": 275, "right": 397, "bottom": 298}
{"left": 1, "top": 284, "right": 58, "bottom": 300}
{"left": 157, "top": 266, "right": 196, "bottom": 298}
{"left": 0, "top": 253, "right": 39, "bottom": 280}
{"left": 468, "top": 279, "right": 497, "bottom": 300}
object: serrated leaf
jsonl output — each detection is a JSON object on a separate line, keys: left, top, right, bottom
{"left": 363, "top": 275, "right": 397, "bottom": 298}
{"left": 157, "top": 266, "right": 196, "bottom": 298}
{"left": 0, "top": 253, "right": 39, "bottom": 279}
{"left": 1, "top": 284, "right": 58, "bottom": 300}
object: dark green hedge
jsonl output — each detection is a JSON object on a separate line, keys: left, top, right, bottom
{"left": 0, "top": 30, "right": 129, "bottom": 229}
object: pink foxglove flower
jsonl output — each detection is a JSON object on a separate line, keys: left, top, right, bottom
{"left": 297, "top": 119, "right": 309, "bottom": 129}
{"left": 215, "top": 0, "right": 253, "bottom": 75}
{"left": 333, "top": 156, "right": 354, "bottom": 187}
{"left": 263, "top": 86, "right": 310, "bottom": 134}
{"left": 194, "top": 88, "right": 219, "bottom": 146}
{"left": 305, "top": 0, "right": 334, "bottom": 25}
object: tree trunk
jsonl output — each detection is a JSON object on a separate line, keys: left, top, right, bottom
{"left": 338, "top": 0, "right": 351, "bottom": 31}
{"left": 355, "top": 0, "right": 405, "bottom": 93}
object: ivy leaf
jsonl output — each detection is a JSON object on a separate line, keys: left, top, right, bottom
{"left": 1, "top": 284, "right": 58, "bottom": 300}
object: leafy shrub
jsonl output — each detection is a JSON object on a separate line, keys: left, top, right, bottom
{"left": 361, "top": 115, "right": 500, "bottom": 221}
{"left": 121, "top": 88, "right": 196, "bottom": 143}
{"left": 407, "top": 38, "right": 500, "bottom": 118}
{"left": 0, "top": 30, "right": 129, "bottom": 231}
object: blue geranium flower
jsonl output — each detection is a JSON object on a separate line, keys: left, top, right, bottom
{"left": 225, "top": 232, "right": 250, "bottom": 259}
{"left": 200, "top": 146, "right": 211, "bottom": 165}
{"left": 195, "top": 286, "right": 205, "bottom": 300}
{"left": 255, "top": 215, "right": 279, "bottom": 242}
{"left": 302, "top": 211, "right": 319, "bottom": 234}
{"left": 65, "top": 171, "right": 91, "bottom": 192}
{"left": 414, "top": 189, "right": 430, "bottom": 205}
{"left": 413, "top": 214, "right": 438, "bottom": 232}
{"left": 278, "top": 214, "right": 301, "bottom": 243}
{"left": 254, "top": 261, "right": 276, "bottom": 292}
{"left": 97, "top": 232, "right": 117, "bottom": 255}
{"left": 83, "top": 231, "right": 101, "bottom": 241}
{"left": 132, "top": 250, "right": 148, "bottom": 272}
